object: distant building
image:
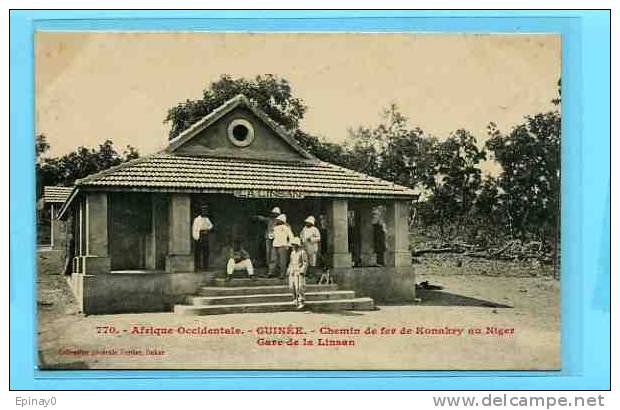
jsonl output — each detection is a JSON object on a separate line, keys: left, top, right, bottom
{"left": 57, "top": 95, "right": 417, "bottom": 314}
{"left": 37, "top": 186, "right": 73, "bottom": 276}
{"left": 37, "top": 186, "right": 73, "bottom": 249}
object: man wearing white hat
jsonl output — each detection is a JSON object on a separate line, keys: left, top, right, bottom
{"left": 271, "top": 213, "right": 293, "bottom": 278}
{"left": 300, "top": 215, "right": 321, "bottom": 277}
{"left": 287, "top": 237, "right": 308, "bottom": 309}
{"left": 252, "top": 206, "right": 281, "bottom": 274}
{"left": 372, "top": 207, "right": 387, "bottom": 266}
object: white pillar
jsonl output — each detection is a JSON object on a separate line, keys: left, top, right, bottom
{"left": 81, "top": 192, "right": 110, "bottom": 274}
{"left": 384, "top": 200, "right": 412, "bottom": 268}
{"left": 166, "top": 194, "right": 194, "bottom": 272}
{"left": 327, "top": 199, "right": 352, "bottom": 269}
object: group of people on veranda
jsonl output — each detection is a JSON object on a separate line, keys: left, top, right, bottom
{"left": 252, "top": 206, "right": 323, "bottom": 308}
{"left": 191, "top": 205, "right": 323, "bottom": 309}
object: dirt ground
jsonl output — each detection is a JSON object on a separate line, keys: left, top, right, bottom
{"left": 37, "top": 256, "right": 559, "bottom": 370}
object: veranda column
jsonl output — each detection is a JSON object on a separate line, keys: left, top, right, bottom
{"left": 384, "top": 199, "right": 412, "bottom": 268}
{"left": 358, "top": 202, "right": 377, "bottom": 266}
{"left": 82, "top": 192, "right": 110, "bottom": 275}
{"left": 327, "top": 199, "right": 352, "bottom": 269}
{"left": 166, "top": 193, "right": 194, "bottom": 273}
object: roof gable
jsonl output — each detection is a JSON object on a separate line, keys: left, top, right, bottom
{"left": 166, "top": 94, "right": 315, "bottom": 161}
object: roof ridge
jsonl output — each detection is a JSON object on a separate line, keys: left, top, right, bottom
{"left": 240, "top": 100, "right": 315, "bottom": 161}
{"left": 167, "top": 94, "right": 249, "bottom": 146}
{"left": 161, "top": 153, "right": 316, "bottom": 165}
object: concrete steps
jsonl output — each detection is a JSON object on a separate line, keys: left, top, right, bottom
{"left": 174, "top": 297, "right": 375, "bottom": 315}
{"left": 198, "top": 284, "right": 338, "bottom": 296}
{"left": 173, "top": 277, "right": 374, "bottom": 315}
{"left": 211, "top": 277, "right": 284, "bottom": 287}
{"left": 188, "top": 290, "right": 356, "bottom": 305}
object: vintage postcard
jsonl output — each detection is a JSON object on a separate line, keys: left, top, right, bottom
{"left": 35, "top": 32, "right": 561, "bottom": 370}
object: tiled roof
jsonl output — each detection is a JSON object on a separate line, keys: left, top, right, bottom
{"left": 76, "top": 153, "right": 417, "bottom": 199}
{"left": 42, "top": 186, "right": 74, "bottom": 203}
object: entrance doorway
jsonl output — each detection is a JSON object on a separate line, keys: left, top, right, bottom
{"left": 109, "top": 193, "right": 151, "bottom": 270}
{"left": 189, "top": 195, "right": 327, "bottom": 272}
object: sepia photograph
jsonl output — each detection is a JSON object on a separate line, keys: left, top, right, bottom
{"left": 35, "top": 31, "right": 561, "bottom": 370}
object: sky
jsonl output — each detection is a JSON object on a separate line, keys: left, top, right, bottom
{"left": 35, "top": 31, "right": 561, "bottom": 172}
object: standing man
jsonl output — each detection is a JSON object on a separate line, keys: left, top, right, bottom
{"left": 252, "top": 206, "right": 281, "bottom": 273}
{"left": 287, "top": 237, "right": 308, "bottom": 309}
{"left": 192, "top": 205, "right": 214, "bottom": 271}
{"left": 348, "top": 210, "right": 361, "bottom": 266}
{"left": 271, "top": 213, "right": 293, "bottom": 279}
{"left": 300, "top": 215, "right": 321, "bottom": 278}
{"left": 372, "top": 207, "right": 386, "bottom": 266}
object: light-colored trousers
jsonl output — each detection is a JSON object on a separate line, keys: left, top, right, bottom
{"left": 303, "top": 245, "right": 319, "bottom": 267}
{"left": 273, "top": 246, "right": 289, "bottom": 277}
{"left": 227, "top": 258, "right": 254, "bottom": 276}
{"left": 288, "top": 273, "right": 306, "bottom": 304}
{"left": 265, "top": 239, "right": 274, "bottom": 271}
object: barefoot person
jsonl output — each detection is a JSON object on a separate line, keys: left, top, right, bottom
{"left": 287, "top": 237, "right": 308, "bottom": 309}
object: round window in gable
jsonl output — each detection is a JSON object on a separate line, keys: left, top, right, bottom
{"left": 227, "top": 119, "right": 255, "bottom": 147}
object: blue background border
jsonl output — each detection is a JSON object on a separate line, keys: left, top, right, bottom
{"left": 9, "top": 10, "right": 610, "bottom": 390}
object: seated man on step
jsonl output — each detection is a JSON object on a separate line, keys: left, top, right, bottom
{"left": 226, "top": 240, "right": 255, "bottom": 281}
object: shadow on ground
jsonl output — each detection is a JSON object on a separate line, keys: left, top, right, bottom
{"left": 383, "top": 289, "right": 512, "bottom": 308}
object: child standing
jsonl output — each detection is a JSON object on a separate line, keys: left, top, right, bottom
{"left": 287, "top": 237, "right": 308, "bottom": 309}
